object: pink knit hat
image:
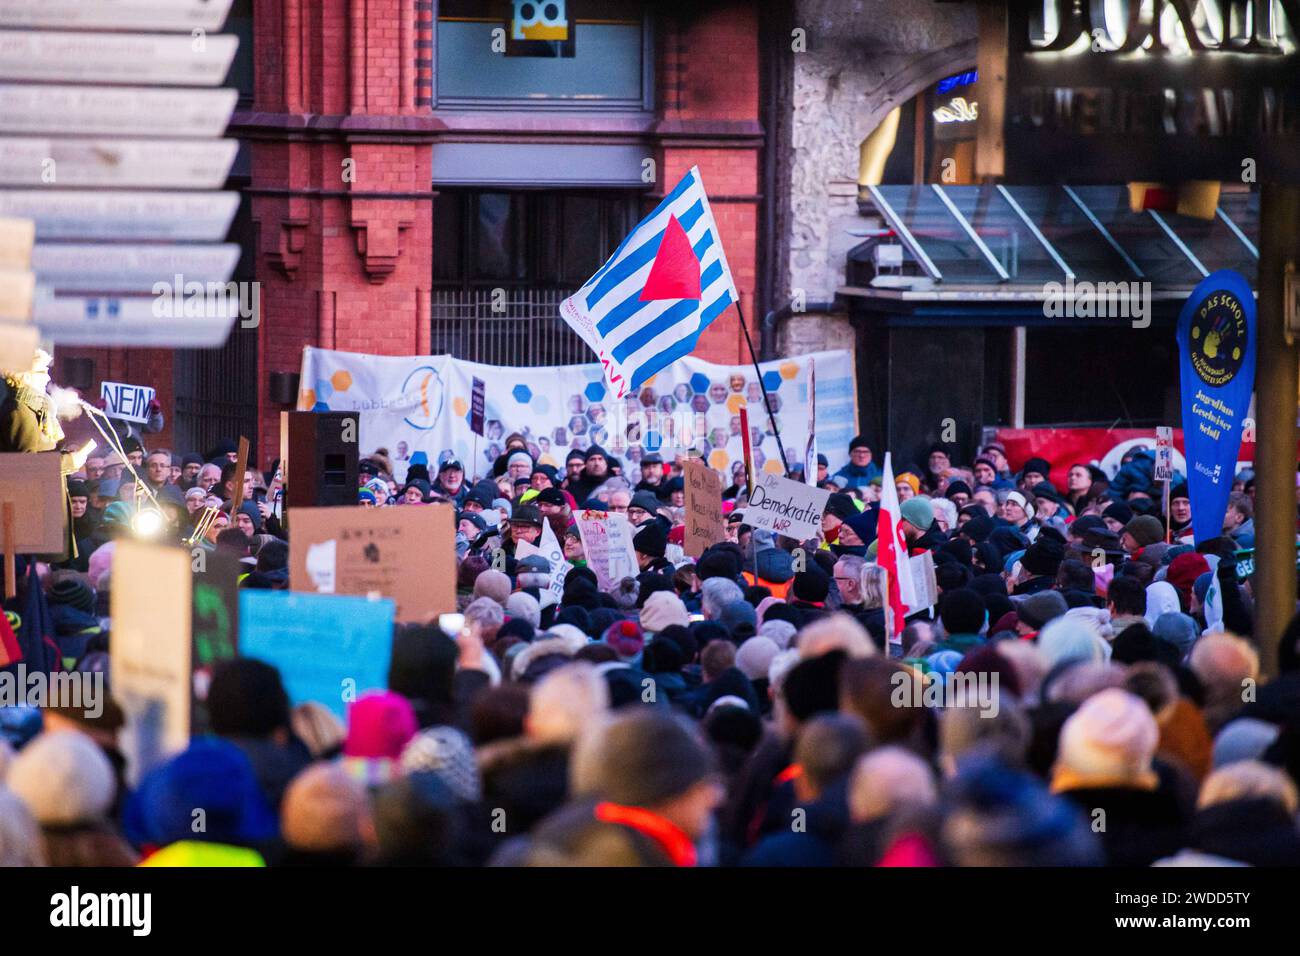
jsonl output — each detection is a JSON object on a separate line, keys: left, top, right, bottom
{"left": 344, "top": 691, "right": 417, "bottom": 760}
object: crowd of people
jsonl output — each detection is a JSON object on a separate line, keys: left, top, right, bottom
{"left": 3, "top": 403, "right": 1300, "bottom": 867}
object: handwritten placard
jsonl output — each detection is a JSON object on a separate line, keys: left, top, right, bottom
{"left": 683, "top": 459, "right": 724, "bottom": 557}
{"left": 575, "top": 509, "right": 638, "bottom": 591}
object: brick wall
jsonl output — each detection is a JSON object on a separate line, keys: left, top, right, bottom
{"left": 237, "top": 2, "right": 763, "bottom": 470}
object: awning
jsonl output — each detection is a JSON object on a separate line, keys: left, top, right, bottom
{"left": 854, "top": 184, "right": 1259, "bottom": 298}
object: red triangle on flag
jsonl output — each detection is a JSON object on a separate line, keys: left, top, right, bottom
{"left": 639, "top": 215, "right": 701, "bottom": 302}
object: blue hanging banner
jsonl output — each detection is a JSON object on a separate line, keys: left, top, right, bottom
{"left": 1176, "top": 269, "right": 1256, "bottom": 545}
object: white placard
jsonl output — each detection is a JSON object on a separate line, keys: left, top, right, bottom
{"left": 575, "top": 510, "right": 638, "bottom": 592}
{"left": 743, "top": 471, "right": 831, "bottom": 540}
{"left": 32, "top": 243, "right": 240, "bottom": 294}
{"left": 100, "top": 380, "right": 156, "bottom": 424}
{"left": 0, "top": 85, "right": 237, "bottom": 137}
{"left": 0, "top": 30, "right": 237, "bottom": 86}
{"left": 0, "top": 191, "right": 239, "bottom": 241}
{"left": 0, "top": 0, "right": 234, "bottom": 31}
{"left": 0, "top": 138, "right": 238, "bottom": 189}
{"left": 1155, "top": 425, "right": 1174, "bottom": 481}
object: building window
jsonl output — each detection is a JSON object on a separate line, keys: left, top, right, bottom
{"left": 862, "top": 68, "right": 980, "bottom": 188}
{"left": 432, "top": 189, "right": 637, "bottom": 288}
{"left": 434, "top": 0, "right": 652, "bottom": 109}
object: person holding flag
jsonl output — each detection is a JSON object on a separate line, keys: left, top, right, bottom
{"left": 875, "top": 452, "right": 919, "bottom": 641}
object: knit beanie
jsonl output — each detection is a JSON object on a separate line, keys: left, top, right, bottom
{"left": 7, "top": 730, "right": 116, "bottom": 826}
{"left": 1124, "top": 515, "right": 1165, "bottom": 548}
{"left": 602, "top": 620, "right": 645, "bottom": 662}
{"left": 633, "top": 521, "right": 667, "bottom": 558}
{"left": 473, "top": 569, "right": 512, "bottom": 607}
{"left": 900, "top": 496, "right": 934, "bottom": 531}
{"left": 281, "top": 762, "right": 368, "bottom": 854}
{"left": 735, "top": 636, "right": 780, "bottom": 682}
{"left": 344, "top": 691, "right": 418, "bottom": 760}
{"left": 1020, "top": 534, "right": 1065, "bottom": 577}
{"left": 505, "top": 590, "right": 541, "bottom": 629}
{"left": 640, "top": 590, "right": 690, "bottom": 633}
{"left": 1055, "top": 688, "right": 1158, "bottom": 788}
{"left": 47, "top": 570, "right": 95, "bottom": 614}
{"left": 399, "top": 726, "right": 482, "bottom": 802}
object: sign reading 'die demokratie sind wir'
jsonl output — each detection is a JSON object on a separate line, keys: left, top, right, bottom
{"left": 744, "top": 472, "right": 831, "bottom": 541}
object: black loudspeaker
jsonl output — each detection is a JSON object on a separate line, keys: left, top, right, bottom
{"left": 281, "top": 410, "right": 360, "bottom": 508}
{"left": 268, "top": 371, "right": 301, "bottom": 406}
{"left": 63, "top": 357, "right": 95, "bottom": 391}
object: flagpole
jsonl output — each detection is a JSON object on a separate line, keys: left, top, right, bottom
{"left": 735, "top": 299, "right": 791, "bottom": 478}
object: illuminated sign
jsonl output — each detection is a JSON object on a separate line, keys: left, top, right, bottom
{"left": 933, "top": 97, "right": 978, "bottom": 123}
{"left": 1004, "top": 1, "right": 1300, "bottom": 182}
{"left": 936, "top": 69, "right": 977, "bottom": 94}
{"left": 1028, "top": 0, "right": 1297, "bottom": 55}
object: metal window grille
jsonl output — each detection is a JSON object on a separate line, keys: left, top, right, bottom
{"left": 429, "top": 287, "right": 591, "bottom": 366}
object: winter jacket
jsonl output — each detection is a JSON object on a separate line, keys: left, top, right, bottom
{"left": 741, "top": 778, "right": 852, "bottom": 867}
{"left": 505, "top": 798, "right": 696, "bottom": 866}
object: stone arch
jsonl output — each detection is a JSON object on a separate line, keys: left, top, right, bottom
{"left": 846, "top": 39, "right": 978, "bottom": 182}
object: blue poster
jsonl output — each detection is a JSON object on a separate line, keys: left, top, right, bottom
{"left": 239, "top": 591, "right": 395, "bottom": 720}
{"left": 1176, "top": 269, "right": 1256, "bottom": 545}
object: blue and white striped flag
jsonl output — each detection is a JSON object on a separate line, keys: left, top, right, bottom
{"left": 559, "top": 166, "right": 737, "bottom": 399}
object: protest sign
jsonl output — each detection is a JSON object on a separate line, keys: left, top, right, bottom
{"left": 0, "top": 451, "right": 65, "bottom": 596}
{"left": 240, "top": 590, "right": 394, "bottom": 721}
{"left": 683, "top": 459, "right": 724, "bottom": 557}
{"left": 1154, "top": 426, "right": 1174, "bottom": 481}
{"left": 536, "top": 518, "right": 570, "bottom": 608}
{"left": 190, "top": 549, "right": 240, "bottom": 735}
{"left": 0, "top": 451, "right": 63, "bottom": 552}
{"left": 289, "top": 504, "right": 456, "bottom": 621}
{"left": 110, "top": 541, "right": 192, "bottom": 777}
{"left": 575, "top": 509, "right": 638, "bottom": 591}
{"left": 1176, "top": 270, "right": 1256, "bottom": 544}
{"left": 470, "top": 376, "right": 486, "bottom": 436}
{"left": 907, "top": 551, "right": 938, "bottom": 615}
{"left": 743, "top": 471, "right": 830, "bottom": 541}
{"left": 100, "top": 380, "right": 155, "bottom": 423}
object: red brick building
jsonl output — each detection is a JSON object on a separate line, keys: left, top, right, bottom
{"left": 62, "top": 0, "right": 766, "bottom": 471}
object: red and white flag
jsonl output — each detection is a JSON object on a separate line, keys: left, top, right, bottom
{"left": 876, "top": 452, "right": 917, "bottom": 637}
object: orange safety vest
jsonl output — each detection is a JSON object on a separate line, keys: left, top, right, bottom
{"left": 742, "top": 571, "right": 791, "bottom": 600}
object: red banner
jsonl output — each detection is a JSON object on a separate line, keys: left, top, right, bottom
{"left": 989, "top": 427, "right": 1258, "bottom": 479}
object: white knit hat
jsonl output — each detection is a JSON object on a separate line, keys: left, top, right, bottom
{"left": 735, "top": 636, "right": 781, "bottom": 682}
{"left": 1056, "top": 689, "right": 1158, "bottom": 786}
{"left": 8, "top": 730, "right": 116, "bottom": 826}
{"left": 639, "top": 590, "right": 689, "bottom": 633}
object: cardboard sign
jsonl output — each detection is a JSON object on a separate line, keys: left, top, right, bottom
{"left": 0, "top": 451, "right": 65, "bottom": 552}
{"left": 0, "top": 320, "right": 38, "bottom": 373}
{"left": 289, "top": 504, "right": 456, "bottom": 622}
{"left": 1154, "top": 425, "right": 1174, "bottom": 482}
{"left": 683, "top": 459, "right": 724, "bottom": 557}
{"left": 100, "top": 380, "right": 155, "bottom": 423}
{"left": 575, "top": 509, "right": 638, "bottom": 591}
{"left": 744, "top": 471, "right": 831, "bottom": 541}
{"left": 470, "top": 376, "right": 486, "bottom": 436}
{"left": 190, "top": 549, "right": 240, "bottom": 735}
{"left": 240, "top": 590, "right": 394, "bottom": 721}
{"left": 110, "top": 541, "right": 192, "bottom": 766}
